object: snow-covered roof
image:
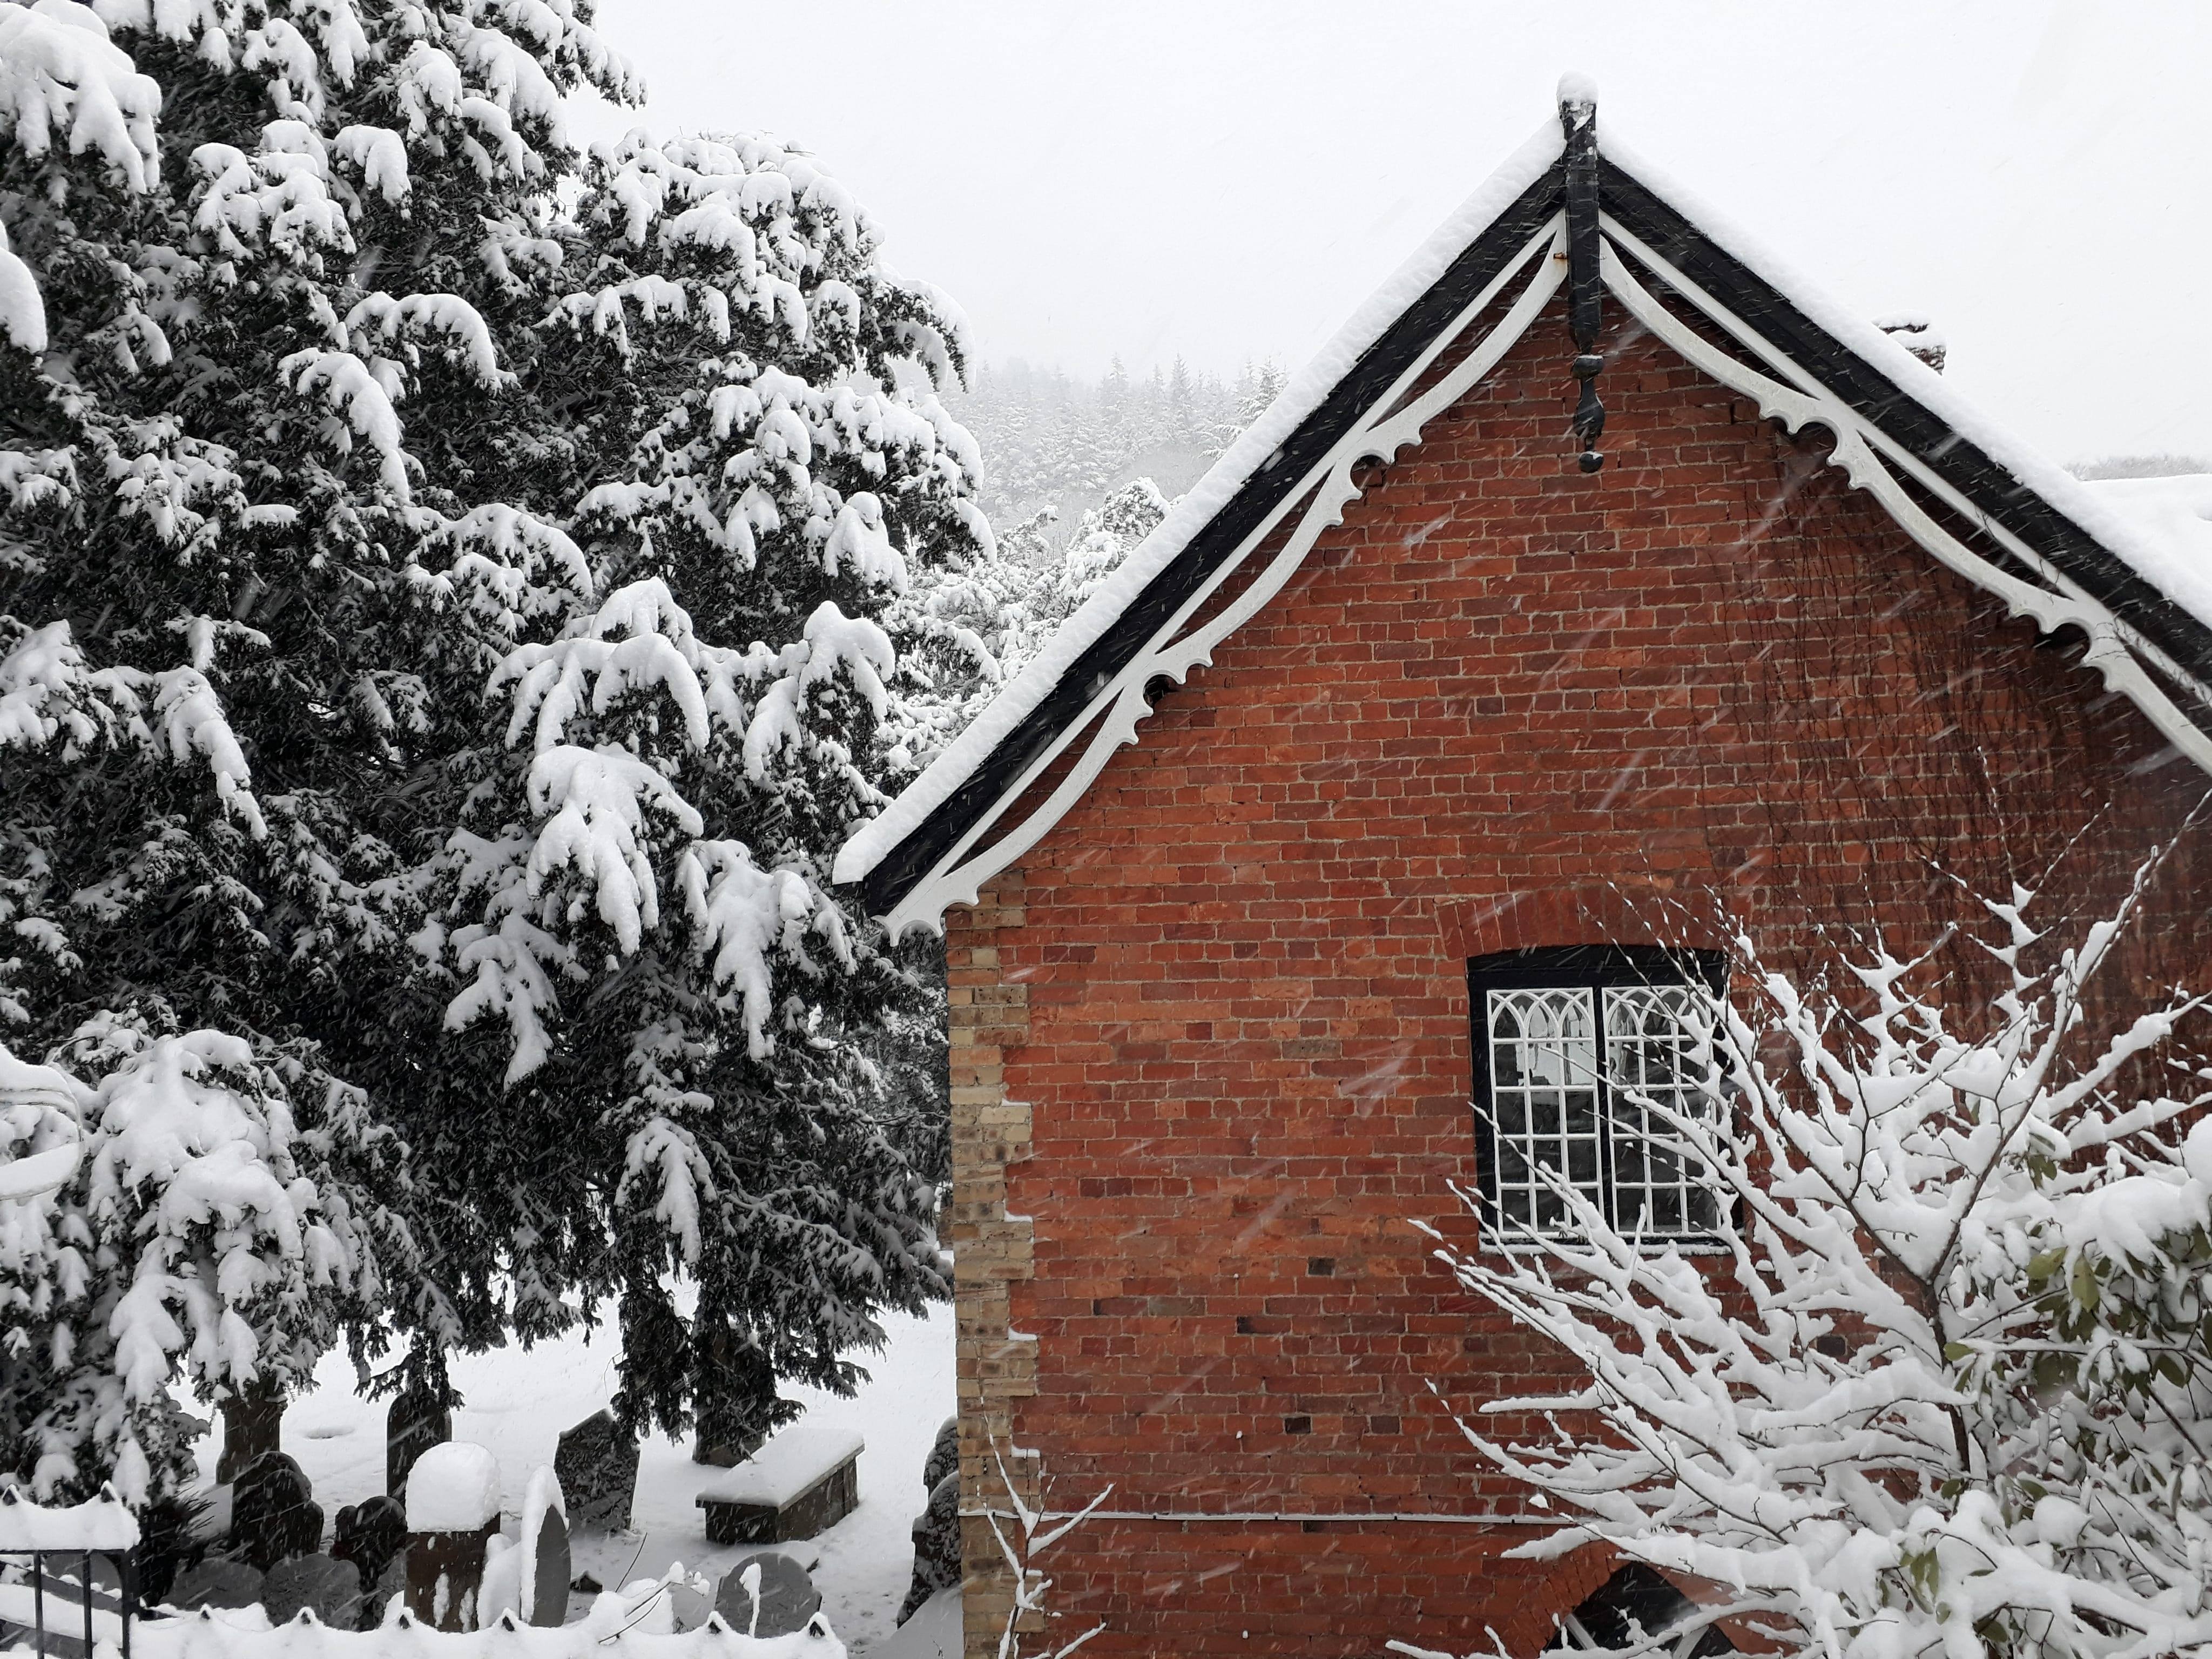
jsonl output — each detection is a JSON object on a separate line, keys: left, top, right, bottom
{"left": 2080, "top": 473, "right": 2212, "bottom": 605}
{"left": 838, "top": 81, "right": 2212, "bottom": 934}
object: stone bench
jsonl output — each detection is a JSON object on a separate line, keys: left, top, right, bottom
{"left": 695, "top": 1425, "right": 864, "bottom": 1545}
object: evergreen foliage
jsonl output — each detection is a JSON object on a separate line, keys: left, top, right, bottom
{"left": 1, "top": 0, "right": 986, "bottom": 1488}
{"left": 889, "top": 477, "right": 1171, "bottom": 771}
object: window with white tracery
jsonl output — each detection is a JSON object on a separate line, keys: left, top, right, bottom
{"left": 1470, "top": 946, "right": 1725, "bottom": 1243}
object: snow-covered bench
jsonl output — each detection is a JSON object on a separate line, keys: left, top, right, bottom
{"left": 694, "top": 1427, "right": 864, "bottom": 1546}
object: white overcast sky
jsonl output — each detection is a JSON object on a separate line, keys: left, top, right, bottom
{"left": 574, "top": 0, "right": 2212, "bottom": 466}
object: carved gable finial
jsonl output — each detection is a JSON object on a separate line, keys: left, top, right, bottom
{"left": 1558, "top": 73, "right": 1606, "bottom": 474}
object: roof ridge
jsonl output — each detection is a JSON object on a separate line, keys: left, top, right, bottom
{"left": 832, "top": 118, "right": 1568, "bottom": 892}
{"left": 838, "top": 90, "right": 2212, "bottom": 929}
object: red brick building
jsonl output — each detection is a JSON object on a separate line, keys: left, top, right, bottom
{"left": 837, "top": 89, "right": 2212, "bottom": 1658}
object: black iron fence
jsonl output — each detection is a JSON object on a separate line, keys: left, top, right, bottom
{"left": 0, "top": 1547, "right": 138, "bottom": 1658}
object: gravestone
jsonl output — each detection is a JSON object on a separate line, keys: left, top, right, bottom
{"left": 262, "top": 1553, "right": 362, "bottom": 1628}
{"left": 521, "top": 1489, "right": 570, "bottom": 1626}
{"left": 406, "top": 1522, "right": 497, "bottom": 1631}
{"left": 899, "top": 1469, "right": 960, "bottom": 1625}
{"left": 332, "top": 1496, "right": 408, "bottom": 1626}
{"left": 694, "top": 1424, "right": 861, "bottom": 1546}
{"left": 167, "top": 1557, "right": 264, "bottom": 1611}
{"left": 554, "top": 1410, "right": 638, "bottom": 1530}
{"left": 230, "top": 1450, "right": 322, "bottom": 1571}
{"left": 921, "top": 1417, "right": 959, "bottom": 1496}
{"left": 711, "top": 1552, "right": 820, "bottom": 1638}
{"left": 385, "top": 1381, "right": 451, "bottom": 1499}
{"left": 368, "top": 1554, "right": 406, "bottom": 1627}
{"left": 216, "top": 1386, "right": 285, "bottom": 1486}
{"left": 667, "top": 1575, "right": 712, "bottom": 1632}
{"left": 404, "top": 1441, "right": 502, "bottom": 1631}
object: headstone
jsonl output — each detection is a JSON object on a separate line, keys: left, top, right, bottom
{"left": 694, "top": 1423, "right": 862, "bottom": 1545}
{"left": 711, "top": 1553, "right": 821, "bottom": 1638}
{"left": 518, "top": 1471, "right": 570, "bottom": 1628}
{"left": 404, "top": 1441, "right": 502, "bottom": 1631}
{"left": 385, "top": 1380, "right": 451, "bottom": 1499}
{"left": 332, "top": 1495, "right": 409, "bottom": 1607}
{"left": 554, "top": 1409, "right": 638, "bottom": 1531}
{"left": 667, "top": 1574, "right": 712, "bottom": 1632}
{"left": 921, "top": 1416, "right": 959, "bottom": 1495}
{"left": 167, "top": 1556, "right": 265, "bottom": 1611}
{"left": 404, "top": 1520, "right": 497, "bottom": 1631}
{"left": 216, "top": 1386, "right": 285, "bottom": 1486}
{"left": 230, "top": 1450, "right": 322, "bottom": 1571}
{"left": 898, "top": 1469, "right": 960, "bottom": 1626}
{"left": 263, "top": 1553, "right": 362, "bottom": 1628}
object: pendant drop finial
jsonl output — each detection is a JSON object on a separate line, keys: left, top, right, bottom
{"left": 1558, "top": 75, "right": 1606, "bottom": 474}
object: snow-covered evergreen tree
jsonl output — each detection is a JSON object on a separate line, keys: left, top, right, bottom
{"left": 1425, "top": 871, "right": 2212, "bottom": 1659}
{"left": 2, "top": 0, "right": 985, "bottom": 1482}
{"left": 888, "top": 477, "right": 1169, "bottom": 783}
{"left": 451, "top": 125, "right": 985, "bottom": 1452}
{"left": 0, "top": 1026, "right": 403, "bottom": 1502}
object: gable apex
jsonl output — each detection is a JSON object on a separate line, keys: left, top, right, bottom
{"left": 838, "top": 90, "right": 2212, "bottom": 935}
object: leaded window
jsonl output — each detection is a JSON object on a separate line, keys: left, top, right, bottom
{"left": 1469, "top": 945, "right": 1726, "bottom": 1243}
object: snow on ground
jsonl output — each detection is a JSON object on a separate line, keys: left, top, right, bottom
{"left": 865, "top": 1588, "right": 959, "bottom": 1658}
{"left": 190, "top": 1305, "right": 954, "bottom": 1655}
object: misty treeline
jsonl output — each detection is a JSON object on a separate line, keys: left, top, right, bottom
{"left": 953, "top": 354, "right": 1285, "bottom": 530}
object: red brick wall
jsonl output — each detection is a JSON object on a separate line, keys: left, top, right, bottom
{"left": 943, "top": 293, "right": 2211, "bottom": 1657}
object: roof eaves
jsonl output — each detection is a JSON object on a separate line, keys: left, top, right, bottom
{"left": 1596, "top": 153, "right": 2212, "bottom": 689}
{"left": 843, "top": 137, "right": 1569, "bottom": 913}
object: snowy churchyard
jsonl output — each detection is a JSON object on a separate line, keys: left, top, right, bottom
{"left": 8, "top": 2, "right": 2212, "bottom": 1658}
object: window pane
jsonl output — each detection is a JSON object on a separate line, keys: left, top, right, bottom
{"left": 1602, "top": 984, "right": 1721, "bottom": 1238}
{"left": 1486, "top": 987, "right": 1602, "bottom": 1237}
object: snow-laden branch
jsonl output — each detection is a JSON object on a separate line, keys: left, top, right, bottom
{"left": 0, "top": 3, "right": 161, "bottom": 191}
{"left": 1432, "top": 869, "right": 2212, "bottom": 1659}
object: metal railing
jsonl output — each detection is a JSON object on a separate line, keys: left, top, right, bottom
{"left": 0, "top": 1547, "right": 137, "bottom": 1658}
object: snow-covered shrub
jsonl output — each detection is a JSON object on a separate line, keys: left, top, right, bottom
{"left": 0, "top": 1017, "right": 404, "bottom": 1502}
{"left": 1428, "top": 867, "right": 2212, "bottom": 1659}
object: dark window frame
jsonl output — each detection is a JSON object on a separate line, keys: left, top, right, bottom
{"left": 1468, "top": 943, "right": 1730, "bottom": 1247}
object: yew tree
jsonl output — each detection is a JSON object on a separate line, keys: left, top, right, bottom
{"left": 1, "top": 0, "right": 986, "bottom": 1483}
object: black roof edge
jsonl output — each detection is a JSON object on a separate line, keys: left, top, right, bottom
{"left": 1599, "top": 157, "right": 2212, "bottom": 693}
{"left": 855, "top": 160, "right": 1570, "bottom": 914}
{"left": 856, "top": 151, "right": 2212, "bottom": 919}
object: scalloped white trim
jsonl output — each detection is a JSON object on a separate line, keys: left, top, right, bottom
{"left": 876, "top": 219, "right": 2212, "bottom": 939}
{"left": 1599, "top": 223, "right": 2212, "bottom": 770}
{"left": 879, "top": 220, "right": 1569, "bottom": 938}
